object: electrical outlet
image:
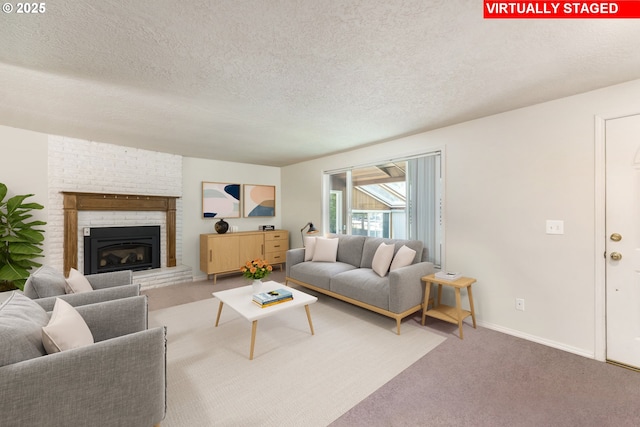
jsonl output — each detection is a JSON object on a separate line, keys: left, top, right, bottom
{"left": 546, "top": 220, "right": 564, "bottom": 235}
{"left": 515, "top": 298, "right": 525, "bottom": 311}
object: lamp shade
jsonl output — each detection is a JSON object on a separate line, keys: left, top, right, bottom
{"left": 300, "top": 222, "right": 319, "bottom": 247}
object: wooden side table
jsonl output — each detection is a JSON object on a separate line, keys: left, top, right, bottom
{"left": 421, "top": 274, "right": 477, "bottom": 339}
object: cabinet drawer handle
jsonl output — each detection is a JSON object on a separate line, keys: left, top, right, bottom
{"left": 274, "top": 234, "right": 281, "bottom": 238}
{"left": 209, "top": 250, "right": 212, "bottom": 262}
{"left": 274, "top": 245, "right": 280, "bottom": 248}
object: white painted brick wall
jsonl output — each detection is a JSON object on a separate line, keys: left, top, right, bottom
{"left": 47, "top": 136, "right": 185, "bottom": 283}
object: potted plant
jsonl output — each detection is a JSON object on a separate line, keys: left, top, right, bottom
{"left": 0, "top": 182, "right": 46, "bottom": 291}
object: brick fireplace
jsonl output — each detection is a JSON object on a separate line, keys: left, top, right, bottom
{"left": 48, "top": 136, "right": 190, "bottom": 288}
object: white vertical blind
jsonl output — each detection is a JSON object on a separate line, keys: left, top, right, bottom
{"left": 408, "top": 153, "right": 441, "bottom": 266}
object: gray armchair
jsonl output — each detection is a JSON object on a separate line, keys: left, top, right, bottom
{"left": 23, "top": 265, "right": 140, "bottom": 311}
{"left": 0, "top": 293, "right": 166, "bottom": 427}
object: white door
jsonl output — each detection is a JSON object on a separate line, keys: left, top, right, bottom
{"left": 606, "top": 113, "right": 640, "bottom": 369}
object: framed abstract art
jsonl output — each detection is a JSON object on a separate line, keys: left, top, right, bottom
{"left": 202, "top": 182, "right": 241, "bottom": 218}
{"left": 243, "top": 184, "right": 275, "bottom": 217}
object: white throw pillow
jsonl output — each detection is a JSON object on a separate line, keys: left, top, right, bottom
{"left": 390, "top": 245, "right": 417, "bottom": 271}
{"left": 304, "top": 236, "right": 317, "bottom": 261}
{"left": 372, "top": 242, "right": 395, "bottom": 277}
{"left": 312, "top": 237, "right": 339, "bottom": 262}
{"left": 65, "top": 268, "right": 93, "bottom": 294}
{"left": 42, "top": 298, "right": 94, "bottom": 354}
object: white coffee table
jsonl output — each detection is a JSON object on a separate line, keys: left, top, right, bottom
{"left": 212, "top": 280, "right": 318, "bottom": 360}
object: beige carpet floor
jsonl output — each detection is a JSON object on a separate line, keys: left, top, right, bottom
{"left": 149, "top": 284, "right": 445, "bottom": 427}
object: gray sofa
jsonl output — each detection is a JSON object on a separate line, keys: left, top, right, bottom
{"left": 23, "top": 265, "right": 140, "bottom": 311}
{"left": 0, "top": 292, "right": 166, "bottom": 427}
{"left": 285, "top": 234, "right": 434, "bottom": 334}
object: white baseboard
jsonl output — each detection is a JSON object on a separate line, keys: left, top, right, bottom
{"left": 476, "top": 320, "right": 596, "bottom": 360}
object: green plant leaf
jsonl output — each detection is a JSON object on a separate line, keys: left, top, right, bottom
{"left": 7, "top": 213, "right": 31, "bottom": 223}
{"left": 6, "top": 194, "right": 33, "bottom": 214}
{"left": 23, "top": 220, "right": 47, "bottom": 227}
{"left": 0, "top": 183, "right": 6, "bottom": 202}
{"left": 10, "top": 252, "right": 44, "bottom": 261}
{"left": 1, "top": 235, "right": 25, "bottom": 243}
{"left": 12, "top": 279, "right": 26, "bottom": 291}
{"left": 21, "top": 259, "right": 42, "bottom": 269}
{"left": 0, "top": 263, "right": 29, "bottom": 281}
{"left": 14, "top": 229, "right": 45, "bottom": 243}
{"left": 19, "top": 202, "right": 44, "bottom": 210}
{"left": 7, "top": 242, "right": 43, "bottom": 254}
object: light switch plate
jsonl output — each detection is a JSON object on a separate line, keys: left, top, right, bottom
{"left": 546, "top": 220, "right": 564, "bottom": 235}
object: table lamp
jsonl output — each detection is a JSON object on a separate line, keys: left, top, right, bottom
{"left": 300, "top": 222, "right": 319, "bottom": 247}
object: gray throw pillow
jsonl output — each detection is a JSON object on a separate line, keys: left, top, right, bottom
{"left": 0, "top": 292, "right": 49, "bottom": 366}
{"left": 23, "top": 265, "right": 67, "bottom": 299}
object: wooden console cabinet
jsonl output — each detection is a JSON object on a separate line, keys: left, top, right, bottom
{"left": 200, "top": 230, "right": 289, "bottom": 284}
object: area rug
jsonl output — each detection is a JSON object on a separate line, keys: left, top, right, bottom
{"left": 149, "top": 291, "right": 446, "bottom": 426}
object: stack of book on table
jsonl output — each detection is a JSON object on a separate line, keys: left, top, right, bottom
{"left": 252, "top": 288, "right": 294, "bottom": 308}
{"left": 435, "top": 271, "right": 461, "bottom": 281}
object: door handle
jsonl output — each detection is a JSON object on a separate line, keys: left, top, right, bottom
{"left": 610, "top": 233, "right": 622, "bottom": 242}
{"left": 610, "top": 252, "right": 622, "bottom": 261}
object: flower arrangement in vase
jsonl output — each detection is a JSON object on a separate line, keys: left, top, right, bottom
{"left": 241, "top": 258, "right": 273, "bottom": 293}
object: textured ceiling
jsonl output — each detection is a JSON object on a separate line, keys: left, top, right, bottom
{"left": 1, "top": 1, "right": 640, "bottom": 166}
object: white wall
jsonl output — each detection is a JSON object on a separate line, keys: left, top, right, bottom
{"left": 281, "top": 78, "right": 640, "bottom": 358}
{"left": 182, "top": 157, "right": 281, "bottom": 280}
{"left": 0, "top": 126, "right": 50, "bottom": 262}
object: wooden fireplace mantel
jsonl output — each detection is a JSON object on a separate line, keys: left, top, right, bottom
{"left": 62, "top": 192, "right": 179, "bottom": 276}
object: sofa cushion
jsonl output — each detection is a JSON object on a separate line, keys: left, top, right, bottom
{"left": 361, "top": 238, "right": 424, "bottom": 269}
{"left": 332, "top": 234, "right": 366, "bottom": 267}
{"left": 372, "top": 243, "right": 395, "bottom": 277}
{"left": 0, "top": 292, "right": 49, "bottom": 366}
{"left": 23, "top": 265, "right": 67, "bottom": 299}
{"left": 290, "top": 262, "right": 357, "bottom": 291}
{"left": 304, "top": 236, "right": 317, "bottom": 261}
{"left": 42, "top": 298, "right": 94, "bottom": 354}
{"left": 65, "top": 268, "right": 94, "bottom": 294}
{"left": 390, "top": 245, "right": 417, "bottom": 271}
{"left": 312, "top": 237, "right": 339, "bottom": 262}
{"left": 330, "top": 269, "right": 390, "bottom": 311}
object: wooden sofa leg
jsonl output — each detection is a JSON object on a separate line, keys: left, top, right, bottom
{"left": 396, "top": 319, "right": 401, "bottom": 335}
